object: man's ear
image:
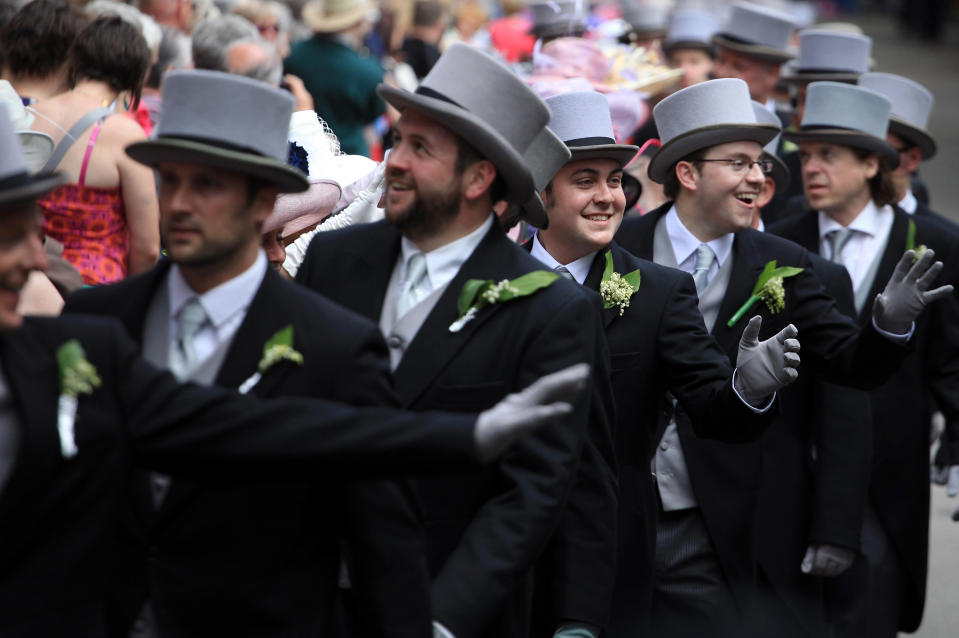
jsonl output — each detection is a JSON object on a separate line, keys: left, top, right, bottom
{"left": 676, "top": 161, "right": 699, "bottom": 191}
{"left": 463, "top": 159, "right": 497, "bottom": 201}
{"left": 252, "top": 186, "right": 280, "bottom": 227}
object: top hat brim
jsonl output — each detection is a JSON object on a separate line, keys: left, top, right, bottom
{"left": 662, "top": 40, "right": 716, "bottom": 57}
{"left": 648, "top": 123, "right": 780, "bottom": 183}
{"left": 126, "top": 138, "right": 310, "bottom": 193}
{"left": 888, "top": 117, "right": 936, "bottom": 160}
{"left": 530, "top": 22, "right": 587, "bottom": 38}
{"left": 712, "top": 34, "right": 794, "bottom": 63}
{"left": 569, "top": 145, "right": 640, "bottom": 168}
{"left": 378, "top": 85, "right": 541, "bottom": 227}
{"left": 765, "top": 151, "right": 791, "bottom": 195}
{"left": 780, "top": 69, "right": 861, "bottom": 84}
{"left": 302, "top": 2, "right": 371, "bottom": 33}
{"left": 782, "top": 127, "right": 900, "bottom": 168}
{"left": 0, "top": 171, "right": 65, "bottom": 207}
{"left": 521, "top": 192, "right": 549, "bottom": 230}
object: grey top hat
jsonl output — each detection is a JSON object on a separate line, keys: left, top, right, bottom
{"left": 546, "top": 91, "right": 639, "bottom": 167}
{"left": 0, "top": 104, "right": 65, "bottom": 207}
{"left": 648, "top": 78, "right": 780, "bottom": 183}
{"left": 781, "top": 30, "right": 872, "bottom": 83}
{"left": 859, "top": 72, "right": 936, "bottom": 159}
{"left": 751, "top": 101, "right": 790, "bottom": 193}
{"left": 621, "top": 1, "right": 668, "bottom": 36}
{"left": 516, "top": 127, "right": 571, "bottom": 229}
{"left": 528, "top": 1, "right": 588, "bottom": 38}
{"left": 663, "top": 9, "right": 720, "bottom": 56}
{"left": 712, "top": 1, "right": 796, "bottom": 63}
{"left": 126, "top": 70, "right": 309, "bottom": 193}
{"left": 378, "top": 43, "right": 550, "bottom": 226}
{"left": 783, "top": 81, "right": 899, "bottom": 167}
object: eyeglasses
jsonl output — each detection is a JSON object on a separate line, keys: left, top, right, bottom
{"left": 692, "top": 157, "right": 774, "bottom": 175}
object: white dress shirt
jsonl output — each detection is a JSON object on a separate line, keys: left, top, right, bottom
{"left": 898, "top": 189, "right": 918, "bottom": 215}
{"left": 666, "top": 205, "right": 735, "bottom": 282}
{"left": 529, "top": 233, "right": 597, "bottom": 284}
{"left": 394, "top": 214, "right": 494, "bottom": 298}
{"left": 817, "top": 200, "right": 895, "bottom": 294}
{"left": 167, "top": 251, "right": 268, "bottom": 363}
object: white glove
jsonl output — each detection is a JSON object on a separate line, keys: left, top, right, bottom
{"left": 801, "top": 544, "right": 855, "bottom": 577}
{"left": 733, "top": 316, "right": 800, "bottom": 406}
{"left": 474, "top": 363, "right": 589, "bottom": 463}
{"left": 948, "top": 466, "right": 959, "bottom": 498}
{"left": 433, "top": 621, "right": 455, "bottom": 638}
{"left": 873, "top": 249, "right": 953, "bottom": 335}
{"left": 282, "top": 162, "right": 386, "bottom": 277}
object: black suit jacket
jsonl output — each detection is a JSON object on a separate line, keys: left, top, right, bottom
{"left": 65, "top": 262, "right": 431, "bottom": 638}
{"left": 614, "top": 203, "right": 907, "bottom": 611}
{"left": 0, "top": 315, "right": 481, "bottom": 638}
{"left": 769, "top": 206, "right": 959, "bottom": 631}
{"left": 296, "top": 220, "right": 603, "bottom": 638}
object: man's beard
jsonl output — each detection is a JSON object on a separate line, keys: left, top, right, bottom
{"left": 387, "top": 178, "right": 462, "bottom": 241}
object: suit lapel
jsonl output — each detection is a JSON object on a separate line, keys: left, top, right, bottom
{"left": 711, "top": 231, "right": 767, "bottom": 355}
{"left": 789, "top": 212, "right": 822, "bottom": 254}
{"left": 334, "top": 221, "right": 402, "bottom": 323}
{"left": 392, "top": 224, "right": 513, "bottom": 407}
{"left": 0, "top": 323, "right": 69, "bottom": 538}
{"left": 584, "top": 244, "right": 628, "bottom": 328}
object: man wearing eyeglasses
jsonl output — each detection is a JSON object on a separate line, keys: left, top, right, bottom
{"left": 615, "top": 79, "right": 951, "bottom": 638}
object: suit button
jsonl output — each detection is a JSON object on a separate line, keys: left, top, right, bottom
{"left": 660, "top": 442, "right": 669, "bottom": 451}
{"left": 386, "top": 335, "right": 403, "bottom": 349}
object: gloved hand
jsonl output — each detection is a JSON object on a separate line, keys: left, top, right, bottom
{"left": 873, "top": 249, "right": 953, "bottom": 335}
{"left": 474, "top": 363, "right": 589, "bottom": 462}
{"left": 554, "top": 622, "right": 601, "bottom": 638}
{"left": 734, "top": 316, "right": 801, "bottom": 406}
{"left": 801, "top": 544, "right": 856, "bottom": 577}
{"left": 433, "top": 621, "right": 455, "bottom": 638}
{"left": 948, "top": 466, "right": 959, "bottom": 497}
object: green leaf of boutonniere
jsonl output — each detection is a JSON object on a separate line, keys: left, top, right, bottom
{"left": 727, "top": 260, "right": 804, "bottom": 327}
{"left": 905, "top": 218, "right": 928, "bottom": 261}
{"left": 599, "top": 250, "right": 641, "bottom": 316}
{"left": 450, "top": 270, "right": 560, "bottom": 332}
{"left": 239, "top": 325, "right": 304, "bottom": 394}
{"left": 55, "top": 339, "right": 100, "bottom": 459}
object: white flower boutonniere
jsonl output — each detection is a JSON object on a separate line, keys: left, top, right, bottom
{"left": 449, "top": 271, "right": 561, "bottom": 332}
{"left": 56, "top": 339, "right": 101, "bottom": 458}
{"left": 599, "top": 250, "right": 641, "bottom": 316}
{"left": 238, "top": 325, "right": 304, "bottom": 394}
{"left": 726, "top": 260, "right": 804, "bottom": 327}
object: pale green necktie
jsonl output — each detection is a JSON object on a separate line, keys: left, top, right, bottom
{"left": 169, "top": 297, "right": 208, "bottom": 381}
{"left": 396, "top": 252, "right": 428, "bottom": 319}
{"left": 827, "top": 227, "right": 854, "bottom": 265}
{"left": 692, "top": 243, "right": 715, "bottom": 294}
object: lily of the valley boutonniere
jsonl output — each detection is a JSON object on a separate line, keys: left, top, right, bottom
{"left": 56, "top": 339, "right": 101, "bottom": 459}
{"left": 905, "top": 218, "right": 928, "bottom": 261}
{"left": 599, "top": 250, "right": 641, "bottom": 316}
{"left": 726, "top": 260, "right": 804, "bottom": 327}
{"left": 238, "top": 325, "right": 304, "bottom": 394}
{"left": 449, "top": 271, "right": 560, "bottom": 333}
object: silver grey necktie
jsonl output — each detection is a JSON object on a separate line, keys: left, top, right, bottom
{"left": 169, "top": 297, "right": 207, "bottom": 381}
{"left": 554, "top": 265, "right": 574, "bottom": 280}
{"left": 692, "top": 243, "right": 715, "bottom": 294}
{"left": 396, "top": 252, "right": 428, "bottom": 319}
{"left": 827, "top": 228, "right": 854, "bottom": 265}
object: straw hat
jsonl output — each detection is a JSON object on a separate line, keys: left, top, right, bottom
{"left": 301, "top": 0, "right": 373, "bottom": 34}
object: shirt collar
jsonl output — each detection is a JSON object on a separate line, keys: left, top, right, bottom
{"left": 665, "top": 204, "right": 734, "bottom": 268}
{"left": 399, "top": 214, "right": 494, "bottom": 291}
{"left": 899, "top": 189, "right": 918, "bottom": 215}
{"left": 818, "top": 199, "right": 881, "bottom": 241}
{"left": 528, "top": 233, "right": 597, "bottom": 285}
{"left": 168, "top": 251, "right": 268, "bottom": 329}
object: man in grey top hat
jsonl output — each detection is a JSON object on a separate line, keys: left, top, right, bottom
{"left": 524, "top": 90, "right": 802, "bottom": 638}
{"left": 615, "top": 77, "right": 950, "bottom": 637}
{"left": 0, "top": 99, "right": 588, "bottom": 638}
{"left": 769, "top": 81, "right": 959, "bottom": 638}
{"left": 296, "top": 43, "right": 608, "bottom": 638}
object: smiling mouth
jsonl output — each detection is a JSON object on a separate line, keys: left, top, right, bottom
{"left": 734, "top": 193, "right": 758, "bottom": 205}
{"left": 584, "top": 213, "right": 613, "bottom": 222}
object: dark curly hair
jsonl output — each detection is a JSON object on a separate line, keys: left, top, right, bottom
{"left": 68, "top": 16, "right": 151, "bottom": 109}
{"left": 0, "top": 0, "right": 88, "bottom": 80}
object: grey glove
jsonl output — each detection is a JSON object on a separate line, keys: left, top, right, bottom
{"left": 734, "top": 316, "right": 801, "bottom": 406}
{"left": 948, "top": 466, "right": 959, "bottom": 498}
{"left": 801, "top": 543, "right": 856, "bottom": 577}
{"left": 554, "top": 623, "right": 600, "bottom": 638}
{"left": 873, "top": 249, "right": 953, "bottom": 335}
{"left": 474, "top": 363, "right": 589, "bottom": 462}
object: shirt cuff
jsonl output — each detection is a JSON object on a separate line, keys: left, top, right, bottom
{"left": 872, "top": 317, "right": 914, "bottom": 343}
{"left": 731, "top": 369, "right": 776, "bottom": 413}
{"left": 433, "top": 621, "right": 456, "bottom": 638}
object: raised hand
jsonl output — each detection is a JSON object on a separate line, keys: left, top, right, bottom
{"left": 801, "top": 543, "right": 856, "bottom": 577}
{"left": 873, "top": 249, "right": 954, "bottom": 335}
{"left": 734, "top": 316, "right": 801, "bottom": 406}
{"left": 474, "top": 363, "right": 590, "bottom": 462}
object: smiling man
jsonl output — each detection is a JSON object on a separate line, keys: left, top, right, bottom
{"left": 615, "top": 78, "right": 950, "bottom": 638}
{"left": 527, "top": 90, "right": 802, "bottom": 638}
{"left": 295, "top": 44, "right": 607, "bottom": 638}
